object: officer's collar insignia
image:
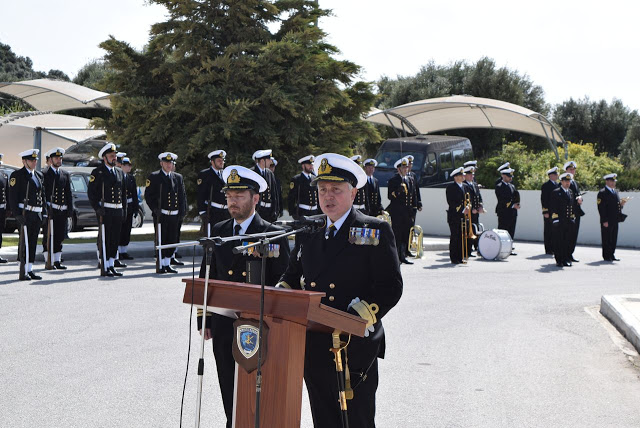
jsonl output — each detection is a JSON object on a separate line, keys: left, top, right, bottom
{"left": 318, "top": 158, "right": 332, "bottom": 175}
{"left": 228, "top": 169, "right": 241, "bottom": 184}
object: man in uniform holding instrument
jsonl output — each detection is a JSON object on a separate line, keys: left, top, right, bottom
{"left": 464, "top": 165, "right": 482, "bottom": 256}
{"left": 495, "top": 167, "right": 519, "bottom": 254}
{"left": 88, "top": 143, "right": 127, "bottom": 277}
{"left": 278, "top": 153, "right": 403, "bottom": 428}
{"left": 288, "top": 155, "right": 318, "bottom": 219}
{"left": 550, "top": 172, "right": 575, "bottom": 267}
{"left": 564, "top": 161, "right": 584, "bottom": 262}
{"left": 42, "top": 147, "right": 72, "bottom": 270}
{"left": 0, "top": 153, "right": 9, "bottom": 264}
{"left": 541, "top": 167, "right": 559, "bottom": 255}
{"left": 116, "top": 157, "right": 138, "bottom": 263}
{"left": 145, "top": 152, "right": 186, "bottom": 274}
{"left": 446, "top": 167, "right": 468, "bottom": 264}
{"left": 363, "top": 158, "right": 383, "bottom": 217}
{"left": 387, "top": 157, "right": 414, "bottom": 264}
{"left": 9, "top": 149, "right": 47, "bottom": 280}
{"left": 597, "top": 173, "right": 627, "bottom": 262}
{"left": 197, "top": 165, "right": 290, "bottom": 428}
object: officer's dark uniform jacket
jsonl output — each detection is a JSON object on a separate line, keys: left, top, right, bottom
{"left": 197, "top": 167, "right": 228, "bottom": 225}
{"left": 288, "top": 172, "right": 318, "bottom": 219}
{"left": 550, "top": 187, "right": 575, "bottom": 225}
{"left": 495, "top": 181, "right": 518, "bottom": 217}
{"left": 145, "top": 170, "right": 185, "bottom": 217}
{"left": 597, "top": 187, "right": 624, "bottom": 225}
{"left": 569, "top": 179, "right": 586, "bottom": 217}
{"left": 279, "top": 208, "right": 403, "bottom": 356}
{"left": 43, "top": 167, "right": 72, "bottom": 217}
{"left": 408, "top": 170, "right": 422, "bottom": 213}
{"left": 540, "top": 180, "right": 558, "bottom": 216}
{"left": 446, "top": 181, "right": 468, "bottom": 262}
{"left": 9, "top": 167, "right": 46, "bottom": 220}
{"left": 123, "top": 173, "right": 139, "bottom": 212}
{"left": 0, "top": 169, "right": 8, "bottom": 249}
{"left": 353, "top": 186, "right": 369, "bottom": 213}
{"left": 251, "top": 166, "right": 279, "bottom": 222}
{"left": 364, "top": 175, "right": 383, "bottom": 217}
{"left": 88, "top": 164, "right": 127, "bottom": 217}
{"left": 387, "top": 173, "right": 414, "bottom": 259}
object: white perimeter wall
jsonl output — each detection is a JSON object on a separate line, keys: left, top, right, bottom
{"left": 380, "top": 188, "right": 640, "bottom": 248}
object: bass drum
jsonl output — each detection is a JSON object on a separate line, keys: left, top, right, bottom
{"left": 478, "top": 229, "right": 513, "bottom": 260}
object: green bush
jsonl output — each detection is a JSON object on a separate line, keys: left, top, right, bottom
{"left": 476, "top": 141, "right": 625, "bottom": 191}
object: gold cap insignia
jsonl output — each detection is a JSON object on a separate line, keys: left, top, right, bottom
{"left": 228, "top": 169, "right": 241, "bottom": 184}
{"left": 10, "top": 177, "right": 16, "bottom": 187}
{"left": 166, "top": 154, "right": 172, "bottom": 160}
{"left": 32, "top": 151, "right": 38, "bottom": 158}
{"left": 318, "top": 158, "right": 332, "bottom": 175}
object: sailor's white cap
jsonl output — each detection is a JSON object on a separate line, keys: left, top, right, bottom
{"left": 501, "top": 168, "right": 515, "bottom": 175}
{"left": 222, "top": 165, "right": 268, "bottom": 192}
{"left": 158, "top": 152, "right": 178, "bottom": 162}
{"left": 98, "top": 142, "right": 117, "bottom": 158}
{"left": 252, "top": 149, "right": 272, "bottom": 161}
{"left": 464, "top": 160, "right": 477, "bottom": 167}
{"left": 363, "top": 158, "right": 377, "bottom": 167}
{"left": 45, "top": 147, "right": 66, "bottom": 158}
{"left": 563, "top": 160, "right": 577, "bottom": 170}
{"left": 20, "top": 149, "right": 40, "bottom": 159}
{"left": 463, "top": 166, "right": 475, "bottom": 173}
{"left": 546, "top": 166, "right": 559, "bottom": 175}
{"left": 451, "top": 167, "right": 465, "bottom": 177}
{"left": 394, "top": 157, "right": 409, "bottom": 168}
{"left": 313, "top": 153, "right": 367, "bottom": 189}
{"left": 208, "top": 150, "right": 226, "bottom": 159}
{"left": 497, "top": 162, "right": 510, "bottom": 172}
{"left": 603, "top": 173, "right": 617, "bottom": 180}
{"left": 559, "top": 172, "right": 573, "bottom": 181}
{"left": 298, "top": 155, "right": 315, "bottom": 164}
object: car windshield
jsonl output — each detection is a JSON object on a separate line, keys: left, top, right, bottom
{"left": 65, "top": 141, "right": 106, "bottom": 155}
{"left": 70, "top": 175, "right": 88, "bottom": 192}
{"left": 375, "top": 151, "right": 424, "bottom": 171}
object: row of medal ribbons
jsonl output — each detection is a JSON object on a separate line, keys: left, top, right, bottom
{"left": 348, "top": 227, "right": 380, "bottom": 246}
{"left": 243, "top": 242, "right": 281, "bottom": 258}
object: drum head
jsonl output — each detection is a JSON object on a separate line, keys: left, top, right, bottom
{"left": 478, "top": 230, "right": 501, "bottom": 260}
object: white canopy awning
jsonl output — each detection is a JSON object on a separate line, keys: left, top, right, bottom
{"left": 0, "top": 111, "right": 106, "bottom": 167}
{"left": 365, "top": 95, "right": 566, "bottom": 158}
{"left": 0, "top": 78, "right": 111, "bottom": 111}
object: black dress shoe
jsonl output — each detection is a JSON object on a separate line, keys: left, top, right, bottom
{"left": 469, "top": 253, "right": 477, "bottom": 258}
{"left": 0, "top": 257, "right": 8, "bottom": 263}
{"left": 612, "top": 257, "right": 620, "bottom": 261}
{"left": 165, "top": 266, "right": 179, "bottom": 273}
{"left": 546, "top": 252, "right": 554, "bottom": 255}
{"left": 510, "top": 252, "right": 517, "bottom": 256}
{"left": 20, "top": 275, "right": 32, "bottom": 281}
{"left": 119, "top": 253, "right": 134, "bottom": 260}
{"left": 54, "top": 262, "right": 67, "bottom": 270}
{"left": 109, "top": 267, "right": 123, "bottom": 277}
{"left": 556, "top": 262, "right": 563, "bottom": 267}
{"left": 101, "top": 270, "right": 114, "bottom": 277}
{"left": 157, "top": 267, "right": 167, "bottom": 274}
{"left": 175, "top": 253, "right": 182, "bottom": 259}
{"left": 28, "top": 271, "right": 43, "bottom": 280}
{"left": 563, "top": 261, "right": 572, "bottom": 267}
{"left": 570, "top": 257, "right": 579, "bottom": 262}
{"left": 114, "top": 260, "right": 127, "bottom": 268}
{"left": 451, "top": 260, "right": 463, "bottom": 265}
{"left": 171, "top": 257, "right": 185, "bottom": 266}
{"left": 400, "top": 258, "right": 414, "bottom": 265}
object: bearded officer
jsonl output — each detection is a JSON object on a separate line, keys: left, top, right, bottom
{"left": 495, "top": 162, "right": 510, "bottom": 186}
{"left": 88, "top": 143, "right": 127, "bottom": 277}
{"left": 251, "top": 149, "right": 280, "bottom": 222}
{"left": 386, "top": 157, "right": 414, "bottom": 264}
{"left": 288, "top": 155, "right": 318, "bottom": 219}
{"left": 495, "top": 167, "right": 519, "bottom": 253}
{"left": 597, "top": 173, "right": 627, "bottom": 262}
{"left": 564, "top": 161, "right": 584, "bottom": 262}
{"left": 42, "top": 147, "right": 72, "bottom": 270}
{"left": 197, "top": 165, "right": 290, "bottom": 428}
{"left": 277, "top": 153, "right": 403, "bottom": 428}
{"left": 550, "top": 173, "right": 576, "bottom": 267}
{"left": 363, "top": 158, "right": 383, "bottom": 217}
{"left": 145, "top": 152, "right": 186, "bottom": 274}
{"left": 9, "top": 149, "right": 47, "bottom": 280}
{"left": 0, "top": 153, "right": 9, "bottom": 264}
{"left": 197, "top": 150, "right": 229, "bottom": 237}
{"left": 541, "top": 167, "right": 559, "bottom": 255}
{"left": 115, "top": 157, "right": 138, "bottom": 263}
{"left": 446, "top": 167, "right": 468, "bottom": 264}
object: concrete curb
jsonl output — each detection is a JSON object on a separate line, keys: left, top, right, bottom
{"left": 600, "top": 294, "right": 640, "bottom": 354}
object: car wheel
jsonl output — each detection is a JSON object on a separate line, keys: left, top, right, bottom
{"left": 132, "top": 208, "right": 144, "bottom": 228}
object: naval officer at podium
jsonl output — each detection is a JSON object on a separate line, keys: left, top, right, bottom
{"left": 278, "top": 153, "right": 403, "bottom": 428}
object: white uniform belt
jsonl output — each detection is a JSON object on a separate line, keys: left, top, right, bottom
{"left": 48, "top": 202, "right": 68, "bottom": 211}
{"left": 354, "top": 204, "right": 366, "bottom": 209}
{"left": 102, "top": 202, "right": 123, "bottom": 209}
{"left": 161, "top": 209, "right": 179, "bottom": 215}
{"left": 18, "top": 203, "right": 43, "bottom": 212}
{"left": 260, "top": 201, "right": 272, "bottom": 208}
{"left": 127, "top": 198, "right": 134, "bottom": 204}
{"left": 208, "top": 201, "right": 227, "bottom": 209}
{"left": 298, "top": 204, "right": 317, "bottom": 211}
{"left": 0, "top": 203, "right": 5, "bottom": 209}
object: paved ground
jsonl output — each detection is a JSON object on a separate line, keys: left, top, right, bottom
{"left": 1, "top": 241, "right": 640, "bottom": 428}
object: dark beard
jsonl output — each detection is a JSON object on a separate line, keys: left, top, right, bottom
{"left": 106, "top": 158, "right": 116, "bottom": 167}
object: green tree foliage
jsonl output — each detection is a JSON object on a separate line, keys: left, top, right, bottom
{"left": 97, "top": 0, "right": 378, "bottom": 208}
{"left": 553, "top": 97, "right": 638, "bottom": 156}
{"left": 375, "top": 58, "right": 550, "bottom": 156}
{"left": 73, "top": 60, "right": 110, "bottom": 90}
{"left": 476, "top": 142, "right": 625, "bottom": 191}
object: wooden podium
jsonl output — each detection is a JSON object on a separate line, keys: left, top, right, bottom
{"left": 182, "top": 278, "right": 366, "bottom": 428}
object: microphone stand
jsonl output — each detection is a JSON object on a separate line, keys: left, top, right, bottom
{"left": 155, "top": 226, "right": 310, "bottom": 428}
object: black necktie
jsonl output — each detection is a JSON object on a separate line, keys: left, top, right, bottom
{"left": 234, "top": 224, "right": 242, "bottom": 236}
{"left": 326, "top": 224, "right": 336, "bottom": 240}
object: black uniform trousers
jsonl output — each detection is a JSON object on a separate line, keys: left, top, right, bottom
{"left": 498, "top": 212, "right": 517, "bottom": 240}
{"left": 553, "top": 221, "right": 574, "bottom": 264}
{"left": 601, "top": 221, "right": 618, "bottom": 260}
{"left": 206, "top": 207, "right": 230, "bottom": 234}
{"left": 543, "top": 216, "right": 554, "bottom": 254}
{"left": 568, "top": 216, "right": 580, "bottom": 257}
{"left": 20, "top": 212, "right": 41, "bottom": 264}
{"left": 157, "top": 214, "right": 180, "bottom": 258}
{"left": 0, "top": 209, "right": 5, "bottom": 248}
{"left": 43, "top": 209, "right": 67, "bottom": 253}
{"left": 208, "top": 315, "right": 235, "bottom": 428}
{"left": 391, "top": 213, "right": 411, "bottom": 261}
{"left": 305, "top": 331, "right": 380, "bottom": 428}
{"left": 449, "top": 220, "right": 463, "bottom": 263}
{"left": 469, "top": 212, "right": 480, "bottom": 251}
{"left": 101, "top": 214, "right": 123, "bottom": 259}
{"left": 119, "top": 205, "right": 135, "bottom": 247}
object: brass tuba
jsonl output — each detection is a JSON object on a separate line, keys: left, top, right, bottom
{"left": 408, "top": 225, "right": 424, "bottom": 259}
{"left": 461, "top": 193, "right": 476, "bottom": 263}
{"left": 376, "top": 210, "right": 392, "bottom": 226}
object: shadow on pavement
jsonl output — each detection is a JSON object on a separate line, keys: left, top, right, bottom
{"left": 536, "top": 263, "right": 562, "bottom": 273}
{"left": 585, "top": 260, "right": 614, "bottom": 266}
{"left": 527, "top": 254, "right": 554, "bottom": 260}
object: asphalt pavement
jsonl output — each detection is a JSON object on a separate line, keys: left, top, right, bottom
{"left": 1, "top": 241, "right": 640, "bottom": 428}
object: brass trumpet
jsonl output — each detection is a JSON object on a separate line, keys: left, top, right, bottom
{"left": 408, "top": 225, "right": 424, "bottom": 259}
{"left": 461, "top": 193, "right": 476, "bottom": 263}
{"left": 376, "top": 210, "right": 392, "bottom": 225}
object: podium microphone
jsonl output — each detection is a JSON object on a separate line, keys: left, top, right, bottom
{"left": 275, "top": 215, "right": 326, "bottom": 229}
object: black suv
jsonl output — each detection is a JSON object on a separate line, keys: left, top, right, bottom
{"left": 61, "top": 140, "right": 111, "bottom": 168}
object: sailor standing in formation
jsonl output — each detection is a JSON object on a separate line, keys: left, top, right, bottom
{"left": 251, "top": 149, "right": 280, "bottom": 223}
{"left": 446, "top": 167, "right": 468, "bottom": 264}
{"left": 9, "top": 149, "right": 46, "bottom": 280}
{"left": 197, "top": 165, "right": 290, "bottom": 428}
{"left": 116, "top": 156, "right": 138, "bottom": 263}
{"left": 564, "top": 161, "right": 584, "bottom": 263}
{"left": 145, "top": 152, "right": 186, "bottom": 274}
{"left": 495, "top": 167, "right": 519, "bottom": 254}
{"left": 278, "top": 153, "right": 403, "bottom": 428}
{"left": 288, "top": 155, "right": 319, "bottom": 219}
{"left": 269, "top": 156, "right": 284, "bottom": 219}
{"left": 597, "top": 173, "right": 627, "bottom": 262}
{"left": 363, "top": 158, "right": 383, "bottom": 217}
{"left": 0, "top": 153, "right": 9, "bottom": 264}
{"left": 42, "top": 147, "right": 72, "bottom": 270}
{"left": 386, "top": 157, "right": 415, "bottom": 264}
{"left": 197, "top": 150, "right": 229, "bottom": 237}
{"left": 463, "top": 164, "right": 482, "bottom": 256}
{"left": 405, "top": 155, "right": 422, "bottom": 225}
{"left": 88, "top": 143, "right": 127, "bottom": 277}
{"left": 550, "top": 172, "right": 576, "bottom": 267}
{"left": 350, "top": 155, "right": 369, "bottom": 214}
{"left": 540, "top": 167, "right": 559, "bottom": 255}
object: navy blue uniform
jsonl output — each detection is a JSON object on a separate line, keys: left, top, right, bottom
{"left": 597, "top": 187, "right": 626, "bottom": 261}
